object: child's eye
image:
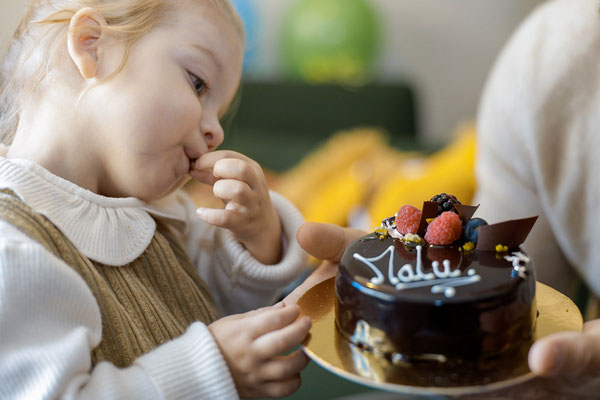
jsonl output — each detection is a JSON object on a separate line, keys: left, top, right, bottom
{"left": 189, "top": 72, "right": 208, "bottom": 96}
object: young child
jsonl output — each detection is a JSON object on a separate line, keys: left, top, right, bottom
{"left": 0, "top": 0, "right": 311, "bottom": 398}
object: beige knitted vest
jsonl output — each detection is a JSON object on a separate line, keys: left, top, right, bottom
{"left": 0, "top": 189, "right": 220, "bottom": 368}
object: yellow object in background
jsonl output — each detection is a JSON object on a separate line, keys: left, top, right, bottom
{"left": 367, "top": 124, "right": 476, "bottom": 226}
{"left": 275, "top": 123, "right": 477, "bottom": 229}
{"left": 275, "top": 128, "right": 411, "bottom": 226}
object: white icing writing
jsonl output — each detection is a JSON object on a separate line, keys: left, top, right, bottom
{"left": 353, "top": 245, "right": 481, "bottom": 298}
{"left": 504, "top": 251, "right": 530, "bottom": 279}
{"left": 353, "top": 246, "right": 392, "bottom": 285}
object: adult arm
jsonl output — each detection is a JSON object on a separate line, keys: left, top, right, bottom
{"left": 474, "top": 0, "right": 577, "bottom": 295}
{"left": 473, "top": 0, "right": 600, "bottom": 395}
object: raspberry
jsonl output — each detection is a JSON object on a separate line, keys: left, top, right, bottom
{"left": 424, "top": 211, "right": 462, "bottom": 245}
{"left": 395, "top": 205, "right": 422, "bottom": 235}
{"left": 430, "top": 193, "right": 462, "bottom": 216}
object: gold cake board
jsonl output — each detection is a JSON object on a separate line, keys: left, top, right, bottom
{"left": 298, "top": 278, "right": 583, "bottom": 396}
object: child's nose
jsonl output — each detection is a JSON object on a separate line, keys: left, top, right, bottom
{"left": 201, "top": 118, "right": 224, "bottom": 151}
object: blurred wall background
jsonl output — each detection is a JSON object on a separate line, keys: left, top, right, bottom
{"left": 0, "top": 1, "right": 28, "bottom": 54}
{"left": 245, "top": 0, "right": 545, "bottom": 145}
{"left": 0, "top": 0, "right": 545, "bottom": 145}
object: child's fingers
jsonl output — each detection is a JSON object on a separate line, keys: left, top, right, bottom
{"left": 241, "top": 302, "right": 285, "bottom": 318}
{"left": 196, "top": 204, "right": 254, "bottom": 229}
{"left": 194, "top": 150, "right": 252, "bottom": 170}
{"left": 257, "top": 301, "right": 286, "bottom": 312}
{"left": 249, "top": 375, "right": 302, "bottom": 399}
{"left": 212, "top": 158, "right": 261, "bottom": 188}
{"left": 189, "top": 169, "right": 218, "bottom": 186}
{"left": 193, "top": 151, "right": 261, "bottom": 188}
{"left": 213, "top": 179, "right": 255, "bottom": 208}
{"left": 253, "top": 316, "right": 312, "bottom": 358}
{"left": 196, "top": 207, "right": 239, "bottom": 229}
{"left": 256, "top": 349, "right": 310, "bottom": 382}
{"left": 244, "top": 304, "right": 302, "bottom": 339}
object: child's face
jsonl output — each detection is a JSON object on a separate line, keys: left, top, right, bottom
{"left": 85, "top": 1, "right": 243, "bottom": 201}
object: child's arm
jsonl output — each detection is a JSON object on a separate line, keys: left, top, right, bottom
{"left": 169, "top": 150, "right": 309, "bottom": 315}
{"left": 191, "top": 150, "right": 283, "bottom": 264}
{"left": 0, "top": 223, "right": 238, "bottom": 399}
{"left": 147, "top": 185, "right": 307, "bottom": 316}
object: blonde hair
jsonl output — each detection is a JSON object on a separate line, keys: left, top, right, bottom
{"left": 0, "top": 0, "right": 244, "bottom": 145}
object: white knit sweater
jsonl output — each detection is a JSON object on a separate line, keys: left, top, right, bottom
{"left": 475, "top": 0, "right": 600, "bottom": 297}
{"left": 0, "top": 156, "right": 307, "bottom": 399}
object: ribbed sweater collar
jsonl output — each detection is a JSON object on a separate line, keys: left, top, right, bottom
{"left": 0, "top": 156, "right": 156, "bottom": 266}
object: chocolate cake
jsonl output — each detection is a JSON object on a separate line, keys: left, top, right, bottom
{"left": 335, "top": 195, "right": 538, "bottom": 364}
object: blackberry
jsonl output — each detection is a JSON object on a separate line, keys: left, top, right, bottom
{"left": 430, "top": 193, "right": 461, "bottom": 216}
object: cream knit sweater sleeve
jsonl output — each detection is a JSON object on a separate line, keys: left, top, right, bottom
{"left": 170, "top": 190, "right": 308, "bottom": 316}
{"left": 475, "top": 0, "right": 600, "bottom": 296}
{"left": 0, "top": 221, "right": 238, "bottom": 400}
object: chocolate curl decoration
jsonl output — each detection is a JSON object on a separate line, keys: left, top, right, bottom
{"left": 455, "top": 204, "right": 479, "bottom": 223}
{"left": 417, "top": 201, "right": 438, "bottom": 237}
{"left": 475, "top": 216, "right": 538, "bottom": 251}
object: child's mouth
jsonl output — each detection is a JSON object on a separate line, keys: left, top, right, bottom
{"left": 184, "top": 147, "right": 201, "bottom": 173}
{"left": 189, "top": 158, "right": 198, "bottom": 173}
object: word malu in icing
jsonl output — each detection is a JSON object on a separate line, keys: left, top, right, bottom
{"left": 353, "top": 245, "right": 481, "bottom": 298}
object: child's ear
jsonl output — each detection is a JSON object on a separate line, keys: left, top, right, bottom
{"left": 67, "top": 8, "right": 107, "bottom": 79}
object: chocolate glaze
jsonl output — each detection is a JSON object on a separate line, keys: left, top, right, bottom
{"left": 335, "top": 233, "right": 536, "bottom": 361}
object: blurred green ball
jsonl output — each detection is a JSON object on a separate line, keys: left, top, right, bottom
{"left": 281, "top": 0, "right": 380, "bottom": 85}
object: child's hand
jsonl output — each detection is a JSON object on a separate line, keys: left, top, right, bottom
{"left": 208, "top": 303, "right": 311, "bottom": 398}
{"left": 191, "top": 151, "right": 282, "bottom": 264}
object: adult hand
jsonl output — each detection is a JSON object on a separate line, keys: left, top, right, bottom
{"left": 529, "top": 318, "right": 600, "bottom": 379}
{"left": 459, "top": 319, "right": 600, "bottom": 399}
{"left": 283, "top": 222, "right": 365, "bottom": 305}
